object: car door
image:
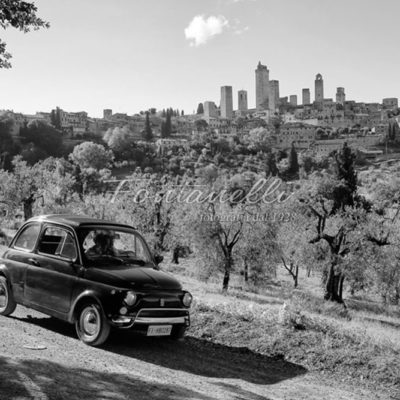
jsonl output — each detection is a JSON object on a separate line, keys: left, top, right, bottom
{"left": 24, "top": 224, "right": 80, "bottom": 314}
{"left": 4, "top": 222, "right": 42, "bottom": 303}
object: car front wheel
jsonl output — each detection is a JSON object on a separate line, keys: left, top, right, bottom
{"left": 0, "top": 276, "right": 17, "bottom": 316}
{"left": 75, "top": 303, "right": 110, "bottom": 346}
{"left": 170, "top": 325, "right": 186, "bottom": 341}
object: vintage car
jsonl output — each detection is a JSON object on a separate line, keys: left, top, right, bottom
{"left": 0, "top": 215, "right": 192, "bottom": 346}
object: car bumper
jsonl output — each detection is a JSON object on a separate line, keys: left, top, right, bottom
{"left": 110, "top": 308, "right": 190, "bottom": 329}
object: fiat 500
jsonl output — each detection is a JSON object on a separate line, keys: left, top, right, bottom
{"left": 0, "top": 215, "right": 192, "bottom": 346}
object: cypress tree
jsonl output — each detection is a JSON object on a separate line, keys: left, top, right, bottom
{"left": 165, "top": 110, "right": 172, "bottom": 137}
{"left": 50, "top": 110, "right": 56, "bottom": 127}
{"left": 143, "top": 112, "right": 153, "bottom": 141}
{"left": 334, "top": 142, "right": 357, "bottom": 193}
{"left": 266, "top": 152, "right": 279, "bottom": 177}
{"left": 286, "top": 142, "right": 299, "bottom": 179}
{"left": 161, "top": 121, "right": 167, "bottom": 138}
{"left": 55, "top": 107, "right": 62, "bottom": 130}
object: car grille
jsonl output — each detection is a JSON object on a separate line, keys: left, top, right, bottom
{"left": 137, "top": 295, "right": 182, "bottom": 309}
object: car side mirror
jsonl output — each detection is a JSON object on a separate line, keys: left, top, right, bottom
{"left": 154, "top": 254, "right": 164, "bottom": 265}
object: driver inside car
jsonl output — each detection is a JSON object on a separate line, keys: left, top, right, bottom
{"left": 85, "top": 231, "right": 118, "bottom": 257}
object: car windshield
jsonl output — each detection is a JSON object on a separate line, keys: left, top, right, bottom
{"left": 79, "top": 227, "right": 152, "bottom": 266}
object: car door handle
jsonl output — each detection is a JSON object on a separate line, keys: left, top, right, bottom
{"left": 28, "top": 258, "right": 40, "bottom": 267}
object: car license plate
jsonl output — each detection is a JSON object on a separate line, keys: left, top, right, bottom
{"left": 147, "top": 325, "right": 172, "bottom": 336}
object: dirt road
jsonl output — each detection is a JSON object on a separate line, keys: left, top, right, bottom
{"left": 0, "top": 306, "right": 391, "bottom": 400}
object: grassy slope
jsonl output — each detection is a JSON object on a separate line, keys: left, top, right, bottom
{"left": 162, "top": 256, "right": 400, "bottom": 395}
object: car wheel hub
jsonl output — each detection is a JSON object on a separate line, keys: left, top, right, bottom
{"left": 81, "top": 308, "right": 100, "bottom": 337}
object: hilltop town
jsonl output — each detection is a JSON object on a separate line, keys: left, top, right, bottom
{"left": 1, "top": 61, "right": 399, "bottom": 171}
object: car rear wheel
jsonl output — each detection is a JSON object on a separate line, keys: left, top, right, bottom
{"left": 75, "top": 303, "right": 110, "bottom": 346}
{"left": 0, "top": 276, "right": 17, "bottom": 316}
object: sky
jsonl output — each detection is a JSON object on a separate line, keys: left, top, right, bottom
{"left": 0, "top": 0, "right": 399, "bottom": 117}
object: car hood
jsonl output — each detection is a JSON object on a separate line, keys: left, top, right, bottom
{"left": 84, "top": 265, "right": 182, "bottom": 290}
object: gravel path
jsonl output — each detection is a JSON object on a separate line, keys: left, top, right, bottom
{"left": 0, "top": 305, "right": 391, "bottom": 400}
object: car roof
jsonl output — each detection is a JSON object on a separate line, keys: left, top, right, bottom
{"left": 28, "top": 214, "right": 136, "bottom": 230}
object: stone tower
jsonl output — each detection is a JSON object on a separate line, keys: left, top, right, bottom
{"left": 204, "top": 101, "right": 218, "bottom": 118}
{"left": 302, "top": 89, "right": 310, "bottom": 105}
{"left": 220, "top": 86, "right": 233, "bottom": 119}
{"left": 314, "top": 74, "right": 324, "bottom": 103}
{"left": 238, "top": 90, "right": 248, "bottom": 112}
{"left": 290, "top": 95, "right": 298, "bottom": 107}
{"left": 268, "top": 80, "right": 280, "bottom": 112}
{"left": 336, "top": 87, "right": 345, "bottom": 105}
{"left": 103, "top": 109, "right": 112, "bottom": 119}
{"left": 255, "top": 61, "right": 269, "bottom": 109}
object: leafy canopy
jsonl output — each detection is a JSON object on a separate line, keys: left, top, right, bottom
{"left": 0, "top": 0, "right": 49, "bottom": 68}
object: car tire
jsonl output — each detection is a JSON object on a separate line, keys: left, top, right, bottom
{"left": 75, "top": 303, "right": 110, "bottom": 346}
{"left": 0, "top": 276, "right": 17, "bottom": 316}
{"left": 170, "top": 325, "right": 186, "bottom": 341}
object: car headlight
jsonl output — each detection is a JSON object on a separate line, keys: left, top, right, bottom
{"left": 182, "top": 292, "right": 193, "bottom": 307}
{"left": 124, "top": 291, "right": 137, "bottom": 306}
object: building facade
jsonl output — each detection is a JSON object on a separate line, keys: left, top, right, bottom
{"left": 277, "top": 122, "right": 316, "bottom": 149}
{"left": 383, "top": 98, "right": 398, "bottom": 110}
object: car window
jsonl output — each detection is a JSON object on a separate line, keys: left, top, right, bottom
{"left": 38, "top": 227, "right": 77, "bottom": 260}
{"left": 14, "top": 224, "right": 40, "bottom": 251}
{"left": 81, "top": 228, "right": 151, "bottom": 265}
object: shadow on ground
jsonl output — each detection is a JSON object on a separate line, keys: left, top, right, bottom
{"left": 0, "top": 355, "right": 214, "bottom": 400}
{"left": 13, "top": 313, "right": 307, "bottom": 387}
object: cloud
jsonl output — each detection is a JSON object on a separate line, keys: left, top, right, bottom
{"left": 184, "top": 15, "right": 229, "bottom": 47}
{"left": 234, "top": 26, "right": 250, "bottom": 35}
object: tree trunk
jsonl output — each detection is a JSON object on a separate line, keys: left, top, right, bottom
{"left": 338, "top": 274, "right": 345, "bottom": 301}
{"left": 222, "top": 254, "right": 232, "bottom": 291}
{"left": 294, "top": 264, "right": 299, "bottom": 288}
{"left": 289, "top": 262, "right": 294, "bottom": 274}
{"left": 395, "top": 287, "right": 400, "bottom": 305}
{"left": 324, "top": 262, "right": 344, "bottom": 303}
{"left": 243, "top": 258, "right": 248, "bottom": 283}
{"left": 172, "top": 246, "right": 180, "bottom": 264}
{"left": 23, "top": 196, "right": 34, "bottom": 221}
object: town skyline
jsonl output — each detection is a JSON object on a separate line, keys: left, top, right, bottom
{"left": 0, "top": 0, "right": 399, "bottom": 117}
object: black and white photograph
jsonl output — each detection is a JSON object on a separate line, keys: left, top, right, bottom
{"left": 0, "top": 1, "right": 399, "bottom": 399}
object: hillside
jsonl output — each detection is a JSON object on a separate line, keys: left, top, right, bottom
{"left": 162, "top": 254, "right": 400, "bottom": 398}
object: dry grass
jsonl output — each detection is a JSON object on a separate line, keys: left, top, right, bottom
{"left": 162, "top": 253, "right": 400, "bottom": 392}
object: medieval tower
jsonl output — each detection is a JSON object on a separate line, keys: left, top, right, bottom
{"left": 302, "top": 89, "right": 311, "bottom": 105}
{"left": 268, "top": 80, "right": 280, "bottom": 112}
{"left": 314, "top": 73, "right": 324, "bottom": 103}
{"left": 336, "top": 87, "right": 346, "bottom": 105}
{"left": 255, "top": 61, "right": 269, "bottom": 109}
{"left": 220, "top": 86, "right": 233, "bottom": 119}
{"left": 238, "top": 90, "right": 248, "bottom": 111}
